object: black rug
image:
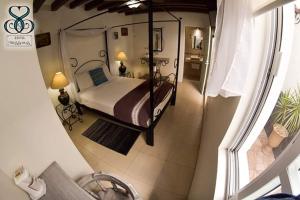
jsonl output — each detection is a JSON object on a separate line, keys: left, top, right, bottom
{"left": 82, "top": 119, "right": 140, "bottom": 155}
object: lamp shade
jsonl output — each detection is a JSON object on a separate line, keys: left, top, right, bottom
{"left": 51, "top": 72, "right": 69, "bottom": 89}
{"left": 116, "top": 51, "right": 127, "bottom": 61}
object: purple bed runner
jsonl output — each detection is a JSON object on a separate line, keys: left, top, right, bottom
{"left": 114, "top": 80, "right": 173, "bottom": 128}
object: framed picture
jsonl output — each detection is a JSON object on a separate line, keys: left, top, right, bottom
{"left": 113, "top": 32, "right": 119, "bottom": 39}
{"left": 153, "top": 28, "right": 163, "bottom": 52}
{"left": 35, "top": 32, "right": 51, "bottom": 48}
{"left": 121, "top": 27, "right": 128, "bottom": 36}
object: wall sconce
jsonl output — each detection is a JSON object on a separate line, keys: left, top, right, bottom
{"left": 295, "top": 1, "right": 300, "bottom": 24}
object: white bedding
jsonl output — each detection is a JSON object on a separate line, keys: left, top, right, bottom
{"left": 78, "top": 77, "right": 172, "bottom": 119}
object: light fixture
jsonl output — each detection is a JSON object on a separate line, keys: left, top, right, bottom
{"left": 126, "top": 0, "right": 141, "bottom": 9}
{"left": 194, "top": 28, "right": 201, "bottom": 37}
{"left": 295, "top": 0, "right": 300, "bottom": 24}
{"left": 51, "top": 72, "right": 70, "bottom": 106}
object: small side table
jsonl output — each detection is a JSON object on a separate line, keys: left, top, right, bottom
{"left": 55, "top": 103, "right": 82, "bottom": 131}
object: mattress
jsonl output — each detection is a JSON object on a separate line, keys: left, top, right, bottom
{"left": 78, "top": 76, "right": 172, "bottom": 124}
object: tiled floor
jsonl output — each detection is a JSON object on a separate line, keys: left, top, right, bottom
{"left": 247, "top": 129, "right": 275, "bottom": 181}
{"left": 67, "top": 80, "right": 203, "bottom": 200}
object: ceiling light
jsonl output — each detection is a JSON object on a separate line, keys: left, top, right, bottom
{"left": 127, "top": 0, "right": 141, "bottom": 9}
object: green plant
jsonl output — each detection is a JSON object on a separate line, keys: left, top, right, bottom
{"left": 272, "top": 87, "right": 300, "bottom": 135}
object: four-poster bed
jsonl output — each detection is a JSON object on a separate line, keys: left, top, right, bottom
{"left": 61, "top": 0, "right": 182, "bottom": 146}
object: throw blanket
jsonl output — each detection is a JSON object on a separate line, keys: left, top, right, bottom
{"left": 114, "top": 80, "right": 173, "bottom": 127}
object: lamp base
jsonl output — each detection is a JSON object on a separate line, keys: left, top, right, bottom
{"left": 119, "top": 62, "right": 126, "bottom": 75}
{"left": 58, "top": 88, "right": 70, "bottom": 106}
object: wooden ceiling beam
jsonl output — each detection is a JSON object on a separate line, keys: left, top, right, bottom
{"left": 108, "top": 1, "right": 148, "bottom": 13}
{"left": 97, "top": 1, "right": 124, "bottom": 11}
{"left": 69, "top": 0, "right": 91, "bottom": 9}
{"left": 118, "top": 4, "right": 208, "bottom": 13}
{"left": 51, "top": 0, "right": 69, "bottom": 11}
{"left": 125, "top": 7, "right": 209, "bottom": 15}
{"left": 155, "top": 3, "right": 207, "bottom": 7}
{"left": 161, "top": 0, "right": 216, "bottom": 10}
{"left": 162, "top": 0, "right": 206, "bottom": 3}
{"left": 33, "top": 0, "right": 47, "bottom": 13}
{"left": 108, "top": 4, "right": 129, "bottom": 13}
{"left": 204, "top": 0, "right": 217, "bottom": 11}
{"left": 85, "top": 0, "right": 105, "bottom": 10}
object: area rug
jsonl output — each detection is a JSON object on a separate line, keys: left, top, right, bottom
{"left": 82, "top": 119, "right": 140, "bottom": 155}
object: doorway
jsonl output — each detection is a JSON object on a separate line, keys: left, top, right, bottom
{"left": 183, "top": 26, "right": 213, "bottom": 95}
{"left": 184, "top": 27, "right": 203, "bottom": 81}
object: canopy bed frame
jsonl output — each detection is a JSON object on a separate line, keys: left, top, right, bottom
{"left": 63, "top": 0, "right": 182, "bottom": 146}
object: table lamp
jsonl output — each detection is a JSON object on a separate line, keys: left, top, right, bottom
{"left": 117, "top": 51, "right": 127, "bottom": 75}
{"left": 51, "top": 72, "right": 70, "bottom": 106}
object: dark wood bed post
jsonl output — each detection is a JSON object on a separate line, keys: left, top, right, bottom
{"left": 171, "top": 18, "right": 182, "bottom": 106}
{"left": 147, "top": 0, "right": 154, "bottom": 146}
{"left": 104, "top": 30, "right": 111, "bottom": 71}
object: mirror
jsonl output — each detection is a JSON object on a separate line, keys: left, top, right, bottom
{"left": 192, "top": 28, "right": 203, "bottom": 50}
{"left": 153, "top": 28, "right": 163, "bottom": 52}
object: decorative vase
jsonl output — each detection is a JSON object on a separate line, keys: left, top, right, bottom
{"left": 119, "top": 61, "right": 126, "bottom": 75}
{"left": 58, "top": 88, "right": 70, "bottom": 106}
{"left": 268, "top": 123, "right": 288, "bottom": 148}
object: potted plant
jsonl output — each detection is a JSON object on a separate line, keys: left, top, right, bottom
{"left": 268, "top": 87, "right": 300, "bottom": 148}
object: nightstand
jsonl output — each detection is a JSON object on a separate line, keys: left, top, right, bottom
{"left": 55, "top": 102, "right": 82, "bottom": 131}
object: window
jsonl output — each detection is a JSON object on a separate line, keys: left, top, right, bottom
{"left": 242, "top": 177, "right": 281, "bottom": 200}
{"left": 246, "top": 130, "right": 275, "bottom": 182}
{"left": 239, "top": 2, "right": 300, "bottom": 188}
{"left": 287, "top": 155, "right": 300, "bottom": 195}
{"left": 225, "top": 2, "right": 300, "bottom": 199}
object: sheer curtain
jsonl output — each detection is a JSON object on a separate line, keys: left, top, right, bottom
{"left": 206, "top": 0, "right": 253, "bottom": 97}
{"left": 59, "top": 29, "right": 107, "bottom": 101}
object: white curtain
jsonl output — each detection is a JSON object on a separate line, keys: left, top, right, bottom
{"left": 59, "top": 29, "right": 107, "bottom": 102}
{"left": 206, "top": 0, "right": 253, "bottom": 97}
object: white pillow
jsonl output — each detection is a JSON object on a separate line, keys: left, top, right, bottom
{"left": 77, "top": 63, "right": 112, "bottom": 80}
{"left": 75, "top": 65, "right": 112, "bottom": 91}
{"left": 76, "top": 72, "right": 93, "bottom": 92}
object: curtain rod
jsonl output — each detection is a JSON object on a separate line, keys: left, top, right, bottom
{"left": 63, "top": 20, "right": 177, "bottom": 32}
{"left": 71, "top": 27, "right": 106, "bottom": 31}
{"left": 110, "top": 19, "right": 178, "bottom": 29}
{"left": 64, "top": 10, "right": 109, "bottom": 30}
{"left": 159, "top": 6, "right": 181, "bottom": 21}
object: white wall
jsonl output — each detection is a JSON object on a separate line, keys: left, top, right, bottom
{"left": 130, "top": 12, "right": 210, "bottom": 81}
{"left": 0, "top": 0, "right": 92, "bottom": 183}
{"left": 0, "top": 169, "right": 28, "bottom": 200}
{"left": 188, "top": 96, "right": 240, "bottom": 200}
{"left": 131, "top": 19, "right": 178, "bottom": 77}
